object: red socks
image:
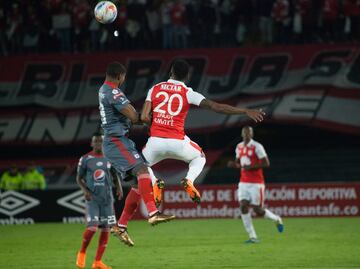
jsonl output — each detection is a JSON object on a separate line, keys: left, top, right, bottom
{"left": 138, "top": 174, "right": 158, "bottom": 215}
{"left": 118, "top": 187, "right": 141, "bottom": 228}
{"left": 80, "top": 228, "right": 96, "bottom": 253}
{"left": 95, "top": 229, "right": 110, "bottom": 261}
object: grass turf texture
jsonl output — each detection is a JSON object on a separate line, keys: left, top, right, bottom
{"left": 0, "top": 218, "right": 359, "bottom": 269}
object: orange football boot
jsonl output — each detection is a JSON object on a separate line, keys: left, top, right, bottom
{"left": 153, "top": 179, "right": 165, "bottom": 207}
{"left": 91, "top": 260, "right": 112, "bottom": 269}
{"left": 181, "top": 179, "right": 201, "bottom": 203}
{"left": 76, "top": 252, "right": 86, "bottom": 269}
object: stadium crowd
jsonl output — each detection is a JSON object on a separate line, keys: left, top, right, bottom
{"left": 0, "top": 0, "right": 360, "bottom": 55}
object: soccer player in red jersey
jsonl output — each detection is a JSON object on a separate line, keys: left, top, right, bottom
{"left": 111, "top": 59, "right": 265, "bottom": 245}
{"left": 228, "top": 126, "right": 283, "bottom": 243}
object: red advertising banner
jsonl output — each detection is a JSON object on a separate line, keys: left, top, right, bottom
{"left": 134, "top": 182, "right": 360, "bottom": 219}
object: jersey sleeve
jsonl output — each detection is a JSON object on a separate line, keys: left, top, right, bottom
{"left": 77, "top": 157, "right": 86, "bottom": 178}
{"left": 108, "top": 89, "right": 130, "bottom": 112}
{"left": 255, "top": 143, "right": 267, "bottom": 159}
{"left": 186, "top": 88, "right": 205, "bottom": 106}
{"left": 146, "top": 87, "right": 153, "bottom": 102}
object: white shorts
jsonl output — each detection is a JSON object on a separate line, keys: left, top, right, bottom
{"left": 237, "top": 182, "right": 265, "bottom": 206}
{"left": 142, "top": 136, "right": 204, "bottom": 166}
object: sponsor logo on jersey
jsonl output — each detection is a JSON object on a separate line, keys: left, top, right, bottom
{"left": 93, "top": 169, "right": 105, "bottom": 181}
{"left": 96, "top": 161, "right": 103, "bottom": 167}
{"left": 248, "top": 150, "right": 253, "bottom": 156}
{"left": 112, "top": 89, "right": 119, "bottom": 94}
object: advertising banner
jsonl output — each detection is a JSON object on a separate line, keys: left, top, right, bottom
{"left": 1, "top": 44, "right": 360, "bottom": 145}
{"left": 1, "top": 182, "right": 359, "bottom": 225}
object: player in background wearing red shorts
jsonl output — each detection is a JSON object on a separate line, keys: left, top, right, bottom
{"left": 111, "top": 59, "right": 265, "bottom": 246}
{"left": 228, "top": 126, "right": 283, "bottom": 243}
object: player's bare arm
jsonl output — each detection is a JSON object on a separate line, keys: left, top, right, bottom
{"left": 199, "top": 99, "right": 265, "bottom": 122}
{"left": 120, "top": 103, "right": 141, "bottom": 124}
{"left": 76, "top": 175, "right": 92, "bottom": 201}
{"left": 110, "top": 167, "right": 123, "bottom": 200}
{"left": 227, "top": 158, "right": 241, "bottom": 169}
{"left": 140, "top": 101, "right": 152, "bottom": 125}
{"left": 242, "top": 157, "right": 270, "bottom": 170}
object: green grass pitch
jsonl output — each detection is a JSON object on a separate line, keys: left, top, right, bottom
{"left": 1, "top": 218, "right": 360, "bottom": 269}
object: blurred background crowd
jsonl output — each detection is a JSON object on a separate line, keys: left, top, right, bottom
{"left": 1, "top": 0, "right": 360, "bottom": 55}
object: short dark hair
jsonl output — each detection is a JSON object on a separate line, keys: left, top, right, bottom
{"left": 106, "top": 62, "right": 126, "bottom": 79}
{"left": 171, "top": 59, "right": 189, "bottom": 81}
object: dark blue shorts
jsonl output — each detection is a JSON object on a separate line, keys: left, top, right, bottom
{"left": 103, "top": 135, "right": 145, "bottom": 175}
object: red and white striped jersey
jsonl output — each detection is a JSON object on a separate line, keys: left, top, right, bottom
{"left": 235, "top": 139, "right": 267, "bottom": 184}
{"left": 146, "top": 79, "right": 205, "bottom": 139}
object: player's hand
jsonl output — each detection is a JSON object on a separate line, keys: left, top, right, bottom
{"left": 116, "top": 187, "right": 123, "bottom": 200}
{"left": 227, "top": 160, "right": 241, "bottom": 168}
{"left": 245, "top": 108, "right": 265, "bottom": 123}
{"left": 84, "top": 190, "right": 92, "bottom": 201}
{"left": 242, "top": 165, "right": 252, "bottom": 171}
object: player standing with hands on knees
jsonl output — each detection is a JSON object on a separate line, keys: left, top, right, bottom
{"left": 76, "top": 134, "right": 122, "bottom": 269}
{"left": 98, "top": 62, "right": 175, "bottom": 229}
{"left": 110, "top": 59, "right": 265, "bottom": 246}
{"left": 228, "top": 126, "right": 284, "bottom": 244}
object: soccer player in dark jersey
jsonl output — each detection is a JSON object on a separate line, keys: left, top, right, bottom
{"left": 76, "top": 133, "right": 122, "bottom": 269}
{"left": 98, "top": 62, "right": 175, "bottom": 243}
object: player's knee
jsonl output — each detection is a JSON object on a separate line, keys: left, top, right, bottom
{"left": 240, "top": 200, "right": 250, "bottom": 213}
{"left": 132, "top": 163, "right": 149, "bottom": 177}
{"left": 253, "top": 206, "right": 265, "bottom": 216}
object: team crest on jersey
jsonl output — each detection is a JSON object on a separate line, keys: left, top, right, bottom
{"left": 96, "top": 161, "right": 103, "bottom": 166}
{"left": 112, "top": 89, "right": 119, "bottom": 94}
{"left": 248, "top": 150, "right": 253, "bottom": 156}
{"left": 93, "top": 169, "right": 105, "bottom": 181}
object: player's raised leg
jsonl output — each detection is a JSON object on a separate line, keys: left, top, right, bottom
{"left": 148, "top": 167, "right": 165, "bottom": 207}
{"left": 112, "top": 187, "right": 140, "bottom": 246}
{"left": 180, "top": 138, "right": 206, "bottom": 203}
{"left": 253, "top": 206, "right": 284, "bottom": 232}
{"left": 133, "top": 163, "right": 175, "bottom": 225}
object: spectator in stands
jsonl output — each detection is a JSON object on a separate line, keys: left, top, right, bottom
{"left": 21, "top": 162, "right": 46, "bottom": 190}
{"left": 52, "top": 2, "right": 72, "bottom": 52}
{"left": 145, "top": 1, "right": 162, "bottom": 49}
{"left": 113, "top": 0, "right": 129, "bottom": 50}
{"left": 161, "top": 0, "right": 174, "bottom": 49}
{"left": 23, "top": 5, "right": 40, "bottom": 53}
{"left": 257, "top": 0, "right": 275, "bottom": 45}
{"left": 171, "top": 0, "right": 188, "bottom": 49}
{"left": 343, "top": 0, "right": 360, "bottom": 41}
{"left": 0, "top": 165, "right": 23, "bottom": 191}
{"left": 322, "top": 0, "right": 340, "bottom": 42}
{"left": 199, "top": 0, "right": 217, "bottom": 47}
{"left": 0, "top": 6, "right": 8, "bottom": 55}
{"left": 72, "top": 0, "right": 90, "bottom": 53}
{"left": 271, "top": 0, "right": 291, "bottom": 44}
{"left": 7, "top": 3, "right": 23, "bottom": 53}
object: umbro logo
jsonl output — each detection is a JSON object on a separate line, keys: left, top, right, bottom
{"left": 57, "top": 190, "right": 85, "bottom": 214}
{"left": 0, "top": 191, "right": 40, "bottom": 217}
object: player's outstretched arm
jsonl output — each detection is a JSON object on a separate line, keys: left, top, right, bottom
{"left": 140, "top": 101, "right": 152, "bottom": 125}
{"left": 120, "top": 104, "right": 141, "bottom": 124}
{"left": 199, "top": 99, "right": 265, "bottom": 122}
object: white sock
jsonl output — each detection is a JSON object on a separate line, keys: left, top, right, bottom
{"left": 264, "top": 209, "right": 280, "bottom": 222}
{"left": 148, "top": 167, "right": 158, "bottom": 185}
{"left": 241, "top": 213, "right": 257, "bottom": 239}
{"left": 185, "top": 156, "right": 206, "bottom": 183}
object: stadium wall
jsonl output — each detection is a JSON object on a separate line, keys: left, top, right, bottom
{"left": 1, "top": 182, "right": 359, "bottom": 225}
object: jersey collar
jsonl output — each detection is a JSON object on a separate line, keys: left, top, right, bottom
{"left": 90, "top": 151, "right": 103, "bottom": 157}
{"left": 167, "top": 79, "right": 186, "bottom": 87}
{"left": 104, "top": 81, "right": 118, "bottom": 89}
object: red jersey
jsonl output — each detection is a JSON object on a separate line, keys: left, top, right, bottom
{"left": 235, "top": 139, "right": 267, "bottom": 184}
{"left": 146, "top": 79, "right": 205, "bottom": 139}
